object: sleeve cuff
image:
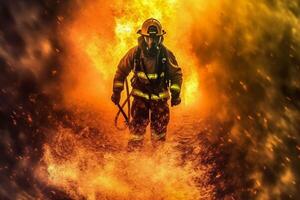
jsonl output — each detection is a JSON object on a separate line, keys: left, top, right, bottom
{"left": 170, "top": 84, "right": 181, "bottom": 93}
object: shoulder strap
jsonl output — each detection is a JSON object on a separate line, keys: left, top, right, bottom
{"left": 158, "top": 45, "right": 169, "bottom": 86}
{"left": 133, "top": 47, "right": 141, "bottom": 72}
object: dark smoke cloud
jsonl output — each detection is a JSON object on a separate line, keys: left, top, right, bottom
{"left": 0, "top": 1, "right": 74, "bottom": 199}
{"left": 189, "top": 0, "right": 300, "bottom": 199}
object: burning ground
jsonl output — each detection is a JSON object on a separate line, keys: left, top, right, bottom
{"left": 0, "top": 0, "right": 300, "bottom": 199}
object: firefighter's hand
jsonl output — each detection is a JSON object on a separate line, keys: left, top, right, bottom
{"left": 111, "top": 92, "right": 121, "bottom": 105}
{"left": 171, "top": 94, "right": 181, "bottom": 107}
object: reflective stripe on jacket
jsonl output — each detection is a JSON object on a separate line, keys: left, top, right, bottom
{"left": 112, "top": 45, "right": 182, "bottom": 100}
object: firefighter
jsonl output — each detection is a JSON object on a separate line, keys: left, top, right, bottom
{"left": 111, "top": 18, "right": 182, "bottom": 150}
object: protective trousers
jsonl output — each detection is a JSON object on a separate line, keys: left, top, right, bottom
{"left": 128, "top": 97, "right": 170, "bottom": 150}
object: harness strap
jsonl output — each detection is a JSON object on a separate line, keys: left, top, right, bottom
{"left": 133, "top": 46, "right": 169, "bottom": 88}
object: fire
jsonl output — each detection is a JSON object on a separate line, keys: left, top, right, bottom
{"left": 42, "top": 0, "right": 214, "bottom": 199}
{"left": 2, "top": 0, "right": 299, "bottom": 199}
{"left": 61, "top": 0, "right": 202, "bottom": 108}
{"left": 42, "top": 128, "right": 211, "bottom": 200}
{"left": 184, "top": 69, "right": 200, "bottom": 106}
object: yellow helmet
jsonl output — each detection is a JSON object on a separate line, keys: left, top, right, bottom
{"left": 137, "top": 18, "right": 166, "bottom": 36}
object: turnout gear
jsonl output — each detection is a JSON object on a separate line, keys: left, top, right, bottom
{"left": 128, "top": 97, "right": 170, "bottom": 150}
{"left": 111, "top": 92, "right": 121, "bottom": 105}
{"left": 171, "top": 93, "right": 181, "bottom": 107}
{"left": 171, "top": 87, "right": 181, "bottom": 106}
{"left": 112, "top": 18, "right": 182, "bottom": 149}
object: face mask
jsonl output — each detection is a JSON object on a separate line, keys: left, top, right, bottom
{"left": 144, "top": 35, "right": 161, "bottom": 55}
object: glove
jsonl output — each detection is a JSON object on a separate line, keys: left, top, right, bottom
{"left": 171, "top": 93, "right": 181, "bottom": 107}
{"left": 111, "top": 92, "right": 121, "bottom": 105}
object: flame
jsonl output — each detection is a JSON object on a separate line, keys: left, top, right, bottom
{"left": 42, "top": 128, "right": 212, "bottom": 200}
{"left": 61, "top": 0, "right": 203, "bottom": 108}
{"left": 2, "top": 0, "right": 299, "bottom": 199}
{"left": 43, "top": 0, "right": 217, "bottom": 199}
{"left": 184, "top": 69, "right": 200, "bottom": 106}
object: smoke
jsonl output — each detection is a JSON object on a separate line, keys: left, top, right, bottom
{"left": 182, "top": 0, "right": 300, "bottom": 199}
{"left": 1, "top": 0, "right": 300, "bottom": 199}
{"left": 0, "top": 1, "right": 73, "bottom": 199}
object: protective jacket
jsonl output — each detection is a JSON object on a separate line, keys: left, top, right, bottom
{"left": 113, "top": 37, "right": 182, "bottom": 101}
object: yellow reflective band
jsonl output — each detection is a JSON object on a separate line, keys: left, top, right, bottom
{"left": 132, "top": 89, "right": 169, "bottom": 100}
{"left": 151, "top": 131, "right": 166, "bottom": 140}
{"left": 150, "top": 92, "right": 169, "bottom": 100}
{"left": 150, "top": 95, "right": 159, "bottom": 100}
{"left": 170, "top": 84, "right": 181, "bottom": 92}
{"left": 136, "top": 72, "right": 164, "bottom": 80}
{"left": 131, "top": 134, "right": 144, "bottom": 141}
{"left": 114, "top": 81, "right": 124, "bottom": 88}
{"left": 132, "top": 89, "right": 150, "bottom": 99}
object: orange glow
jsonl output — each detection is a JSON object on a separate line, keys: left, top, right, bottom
{"left": 61, "top": 0, "right": 205, "bottom": 109}
{"left": 42, "top": 0, "right": 220, "bottom": 199}
{"left": 184, "top": 69, "right": 200, "bottom": 106}
{"left": 42, "top": 128, "right": 212, "bottom": 200}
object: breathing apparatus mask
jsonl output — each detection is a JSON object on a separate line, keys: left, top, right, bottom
{"left": 143, "top": 31, "right": 162, "bottom": 55}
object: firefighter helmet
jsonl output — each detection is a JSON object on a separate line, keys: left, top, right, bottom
{"left": 137, "top": 18, "right": 166, "bottom": 36}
